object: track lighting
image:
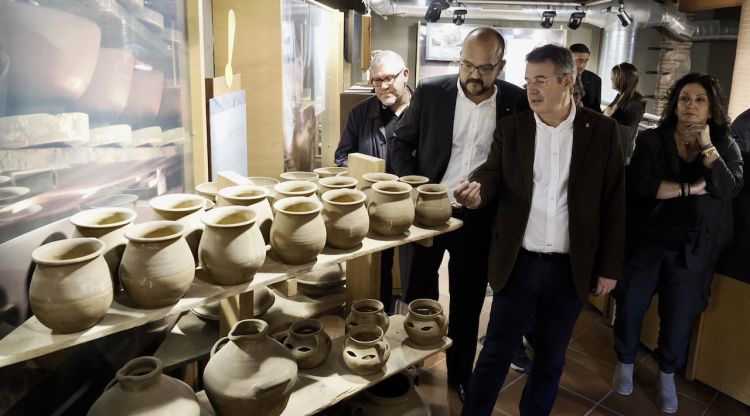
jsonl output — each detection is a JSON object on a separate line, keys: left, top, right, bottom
{"left": 541, "top": 10, "right": 556, "bottom": 28}
{"left": 568, "top": 11, "right": 586, "bottom": 30}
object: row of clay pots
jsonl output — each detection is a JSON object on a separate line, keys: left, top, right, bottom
{"left": 345, "top": 298, "right": 448, "bottom": 346}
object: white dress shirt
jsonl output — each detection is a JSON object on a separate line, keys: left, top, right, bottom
{"left": 522, "top": 101, "right": 576, "bottom": 253}
{"left": 441, "top": 78, "right": 498, "bottom": 206}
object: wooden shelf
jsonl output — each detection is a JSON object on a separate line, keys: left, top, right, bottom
{"left": 196, "top": 315, "right": 451, "bottom": 416}
{"left": 0, "top": 218, "right": 461, "bottom": 367}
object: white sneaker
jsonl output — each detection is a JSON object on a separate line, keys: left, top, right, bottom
{"left": 613, "top": 361, "right": 634, "bottom": 395}
{"left": 657, "top": 371, "right": 678, "bottom": 414}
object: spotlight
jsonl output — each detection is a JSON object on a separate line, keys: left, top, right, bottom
{"left": 616, "top": 0, "right": 632, "bottom": 27}
{"left": 424, "top": 0, "right": 450, "bottom": 23}
{"left": 541, "top": 10, "right": 556, "bottom": 28}
{"left": 453, "top": 2, "right": 467, "bottom": 25}
{"left": 568, "top": 11, "right": 585, "bottom": 30}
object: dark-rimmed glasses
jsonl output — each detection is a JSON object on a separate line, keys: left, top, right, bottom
{"left": 370, "top": 68, "right": 405, "bottom": 87}
{"left": 523, "top": 74, "right": 564, "bottom": 89}
{"left": 459, "top": 60, "right": 502, "bottom": 76}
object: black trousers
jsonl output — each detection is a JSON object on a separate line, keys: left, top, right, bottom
{"left": 462, "top": 249, "right": 584, "bottom": 416}
{"left": 613, "top": 248, "right": 712, "bottom": 373}
{"left": 404, "top": 207, "right": 492, "bottom": 387}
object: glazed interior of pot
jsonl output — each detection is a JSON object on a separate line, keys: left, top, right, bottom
{"left": 367, "top": 373, "right": 410, "bottom": 398}
{"left": 331, "top": 194, "right": 361, "bottom": 203}
{"left": 57, "top": 241, "right": 99, "bottom": 260}
{"left": 235, "top": 190, "right": 265, "bottom": 198}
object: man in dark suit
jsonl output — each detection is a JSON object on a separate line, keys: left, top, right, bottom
{"left": 456, "top": 44, "right": 625, "bottom": 415}
{"left": 389, "top": 28, "right": 526, "bottom": 401}
{"left": 570, "top": 43, "right": 602, "bottom": 113}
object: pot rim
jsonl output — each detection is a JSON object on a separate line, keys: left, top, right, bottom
{"left": 201, "top": 205, "right": 257, "bottom": 228}
{"left": 416, "top": 183, "right": 448, "bottom": 195}
{"left": 229, "top": 318, "right": 269, "bottom": 341}
{"left": 319, "top": 176, "right": 358, "bottom": 188}
{"left": 290, "top": 318, "right": 323, "bottom": 336}
{"left": 247, "top": 176, "right": 280, "bottom": 187}
{"left": 408, "top": 298, "right": 444, "bottom": 316}
{"left": 313, "top": 166, "right": 348, "bottom": 175}
{"left": 351, "top": 298, "right": 385, "bottom": 315}
{"left": 280, "top": 171, "right": 319, "bottom": 181}
{"left": 274, "top": 180, "right": 318, "bottom": 197}
{"left": 195, "top": 181, "right": 218, "bottom": 196}
{"left": 362, "top": 172, "right": 399, "bottom": 183}
{"left": 321, "top": 188, "right": 366, "bottom": 206}
{"left": 124, "top": 220, "right": 184, "bottom": 243}
{"left": 218, "top": 185, "right": 270, "bottom": 202}
{"left": 371, "top": 180, "right": 411, "bottom": 195}
{"left": 31, "top": 237, "right": 105, "bottom": 266}
{"left": 116, "top": 356, "right": 162, "bottom": 384}
{"left": 273, "top": 196, "right": 322, "bottom": 215}
{"left": 348, "top": 324, "right": 384, "bottom": 344}
{"left": 399, "top": 175, "right": 429, "bottom": 185}
{"left": 70, "top": 207, "right": 137, "bottom": 229}
{"left": 149, "top": 193, "right": 205, "bottom": 214}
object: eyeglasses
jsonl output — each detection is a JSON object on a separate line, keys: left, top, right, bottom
{"left": 459, "top": 60, "right": 502, "bottom": 76}
{"left": 370, "top": 68, "right": 405, "bottom": 87}
{"left": 523, "top": 74, "right": 564, "bottom": 89}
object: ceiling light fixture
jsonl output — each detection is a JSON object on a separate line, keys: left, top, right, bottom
{"left": 617, "top": 0, "right": 632, "bottom": 27}
{"left": 453, "top": 2, "right": 467, "bottom": 25}
{"left": 541, "top": 10, "right": 556, "bottom": 29}
{"left": 568, "top": 11, "right": 586, "bottom": 30}
{"left": 424, "top": 0, "right": 450, "bottom": 22}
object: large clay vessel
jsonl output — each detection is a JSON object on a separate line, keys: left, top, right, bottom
{"left": 404, "top": 299, "right": 448, "bottom": 345}
{"left": 399, "top": 175, "right": 429, "bottom": 204}
{"left": 199, "top": 206, "right": 266, "bottom": 286}
{"left": 343, "top": 325, "right": 390, "bottom": 376}
{"left": 70, "top": 207, "right": 136, "bottom": 285}
{"left": 149, "top": 193, "right": 206, "bottom": 262}
{"left": 360, "top": 172, "right": 398, "bottom": 201}
{"left": 88, "top": 356, "right": 200, "bottom": 416}
{"left": 216, "top": 185, "right": 273, "bottom": 243}
{"left": 415, "top": 184, "right": 452, "bottom": 227}
{"left": 318, "top": 175, "right": 358, "bottom": 196}
{"left": 282, "top": 318, "right": 332, "bottom": 369}
{"left": 314, "top": 166, "right": 348, "bottom": 178}
{"left": 346, "top": 299, "right": 390, "bottom": 333}
{"left": 204, "top": 319, "right": 297, "bottom": 416}
{"left": 368, "top": 181, "right": 415, "bottom": 236}
{"left": 321, "top": 189, "right": 369, "bottom": 249}
{"left": 270, "top": 197, "right": 326, "bottom": 265}
{"left": 120, "top": 221, "right": 195, "bottom": 308}
{"left": 30, "top": 238, "right": 113, "bottom": 333}
{"left": 341, "top": 372, "right": 431, "bottom": 416}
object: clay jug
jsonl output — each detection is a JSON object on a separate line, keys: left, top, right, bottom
{"left": 314, "top": 166, "right": 348, "bottom": 178}
{"left": 149, "top": 193, "right": 206, "bottom": 262}
{"left": 195, "top": 181, "right": 218, "bottom": 202}
{"left": 216, "top": 185, "right": 273, "bottom": 243}
{"left": 415, "top": 184, "right": 452, "bottom": 227}
{"left": 346, "top": 299, "right": 390, "bottom": 333}
{"left": 368, "top": 181, "right": 415, "bottom": 236}
{"left": 199, "top": 206, "right": 266, "bottom": 285}
{"left": 120, "top": 221, "right": 195, "bottom": 308}
{"left": 321, "top": 188, "right": 369, "bottom": 249}
{"left": 280, "top": 171, "right": 319, "bottom": 182}
{"left": 88, "top": 356, "right": 200, "bottom": 416}
{"left": 274, "top": 180, "right": 319, "bottom": 202}
{"left": 318, "top": 175, "right": 358, "bottom": 196}
{"left": 360, "top": 172, "right": 398, "bottom": 201}
{"left": 282, "top": 318, "right": 332, "bottom": 369}
{"left": 341, "top": 372, "right": 431, "bottom": 416}
{"left": 399, "top": 175, "right": 429, "bottom": 204}
{"left": 270, "top": 196, "right": 326, "bottom": 265}
{"left": 404, "top": 298, "right": 448, "bottom": 345}
{"left": 30, "top": 238, "right": 112, "bottom": 333}
{"left": 204, "top": 319, "right": 297, "bottom": 416}
{"left": 343, "top": 325, "right": 390, "bottom": 376}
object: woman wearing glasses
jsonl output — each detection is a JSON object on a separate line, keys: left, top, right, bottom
{"left": 604, "top": 62, "right": 646, "bottom": 163}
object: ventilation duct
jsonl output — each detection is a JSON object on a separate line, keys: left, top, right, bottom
{"left": 363, "top": 0, "right": 399, "bottom": 17}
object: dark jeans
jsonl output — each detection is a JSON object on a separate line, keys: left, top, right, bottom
{"left": 613, "top": 249, "right": 712, "bottom": 373}
{"left": 404, "top": 207, "right": 492, "bottom": 387}
{"left": 463, "top": 249, "right": 584, "bottom": 416}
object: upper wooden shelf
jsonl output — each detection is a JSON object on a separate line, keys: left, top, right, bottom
{"left": 0, "top": 218, "right": 462, "bottom": 367}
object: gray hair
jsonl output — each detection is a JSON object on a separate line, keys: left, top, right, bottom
{"left": 526, "top": 44, "right": 577, "bottom": 79}
{"left": 370, "top": 50, "right": 406, "bottom": 72}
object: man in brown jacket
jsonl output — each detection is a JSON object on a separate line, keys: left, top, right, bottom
{"left": 456, "top": 44, "right": 625, "bottom": 415}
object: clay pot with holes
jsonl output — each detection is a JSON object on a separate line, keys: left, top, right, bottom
{"left": 270, "top": 197, "right": 326, "bottom": 265}
{"left": 368, "top": 181, "right": 415, "bottom": 236}
{"left": 321, "top": 188, "right": 368, "bottom": 249}
{"left": 415, "top": 184, "right": 452, "bottom": 227}
{"left": 345, "top": 299, "right": 389, "bottom": 333}
{"left": 216, "top": 185, "right": 273, "bottom": 243}
{"left": 71, "top": 207, "right": 136, "bottom": 286}
{"left": 342, "top": 325, "right": 390, "bottom": 376}
{"left": 404, "top": 298, "right": 448, "bottom": 345}
{"left": 282, "top": 318, "right": 331, "bottom": 369}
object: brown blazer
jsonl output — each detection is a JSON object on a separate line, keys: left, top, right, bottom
{"left": 471, "top": 108, "right": 625, "bottom": 301}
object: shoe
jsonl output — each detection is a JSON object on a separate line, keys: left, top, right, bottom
{"left": 510, "top": 348, "right": 532, "bottom": 374}
{"left": 657, "top": 371, "right": 678, "bottom": 413}
{"left": 613, "top": 361, "right": 634, "bottom": 396}
{"left": 448, "top": 379, "right": 467, "bottom": 403}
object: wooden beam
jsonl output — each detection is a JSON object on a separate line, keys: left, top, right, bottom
{"left": 679, "top": 0, "right": 741, "bottom": 12}
{"left": 187, "top": 0, "right": 209, "bottom": 186}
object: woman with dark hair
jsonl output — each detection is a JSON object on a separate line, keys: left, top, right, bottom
{"left": 612, "top": 73, "right": 743, "bottom": 413}
{"left": 604, "top": 62, "right": 646, "bottom": 163}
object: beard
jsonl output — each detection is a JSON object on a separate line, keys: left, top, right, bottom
{"left": 463, "top": 79, "right": 491, "bottom": 97}
{"left": 379, "top": 94, "right": 397, "bottom": 107}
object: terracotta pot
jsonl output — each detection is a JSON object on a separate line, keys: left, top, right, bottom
{"left": 321, "top": 188, "right": 369, "bottom": 249}
{"left": 30, "top": 238, "right": 112, "bottom": 333}
{"left": 295, "top": 264, "right": 346, "bottom": 297}
{"left": 415, "top": 184, "right": 452, "bottom": 227}
{"left": 361, "top": 173, "right": 399, "bottom": 201}
{"left": 270, "top": 197, "right": 326, "bottom": 265}
{"left": 318, "top": 176, "right": 358, "bottom": 196}
{"left": 274, "top": 180, "right": 319, "bottom": 202}
{"left": 199, "top": 206, "right": 266, "bottom": 286}
{"left": 194, "top": 181, "right": 217, "bottom": 202}
{"left": 314, "top": 166, "right": 348, "bottom": 178}
{"left": 342, "top": 372, "right": 431, "bottom": 416}
{"left": 120, "top": 221, "right": 195, "bottom": 308}
{"left": 368, "top": 181, "right": 415, "bottom": 236}
{"left": 74, "top": 48, "right": 135, "bottom": 117}
{"left": 343, "top": 325, "right": 390, "bottom": 376}
{"left": 70, "top": 207, "right": 137, "bottom": 285}
{"left": 346, "top": 299, "right": 390, "bottom": 333}
{"left": 280, "top": 171, "right": 319, "bottom": 182}
{"left": 216, "top": 185, "right": 273, "bottom": 243}
{"left": 88, "top": 356, "right": 200, "bottom": 416}
{"left": 399, "top": 175, "right": 429, "bottom": 204}
{"left": 121, "top": 68, "right": 165, "bottom": 126}
{"left": 204, "top": 319, "right": 297, "bottom": 416}
{"left": 282, "top": 318, "right": 332, "bottom": 369}
{"left": 150, "top": 193, "right": 206, "bottom": 262}
{"left": 404, "top": 299, "right": 447, "bottom": 346}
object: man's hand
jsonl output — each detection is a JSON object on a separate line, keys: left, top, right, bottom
{"left": 690, "top": 178, "right": 708, "bottom": 195}
{"left": 592, "top": 276, "right": 616, "bottom": 296}
{"left": 454, "top": 180, "right": 482, "bottom": 209}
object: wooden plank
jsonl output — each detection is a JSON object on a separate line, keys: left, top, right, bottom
{"left": 218, "top": 292, "right": 254, "bottom": 337}
{"left": 346, "top": 251, "right": 382, "bottom": 313}
{"left": 319, "top": 10, "right": 345, "bottom": 168}
{"left": 361, "top": 14, "right": 372, "bottom": 71}
{"left": 187, "top": 0, "right": 209, "bottom": 186}
{"left": 347, "top": 152, "right": 384, "bottom": 190}
{"left": 270, "top": 279, "right": 298, "bottom": 297}
{"left": 679, "top": 0, "right": 741, "bottom": 11}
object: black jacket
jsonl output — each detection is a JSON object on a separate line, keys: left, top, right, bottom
{"left": 609, "top": 94, "right": 646, "bottom": 160}
{"left": 580, "top": 70, "right": 602, "bottom": 113}
{"left": 335, "top": 95, "right": 390, "bottom": 168}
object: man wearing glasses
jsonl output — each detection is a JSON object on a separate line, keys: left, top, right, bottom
{"left": 455, "top": 44, "right": 624, "bottom": 415}
{"left": 389, "top": 28, "right": 526, "bottom": 403}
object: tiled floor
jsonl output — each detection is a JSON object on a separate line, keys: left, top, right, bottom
{"left": 414, "top": 256, "right": 750, "bottom": 416}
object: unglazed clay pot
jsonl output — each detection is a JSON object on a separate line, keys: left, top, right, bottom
{"left": 274, "top": 180, "right": 319, "bottom": 202}
{"left": 204, "top": 319, "right": 297, "bottom": 416}
{"left": 368, "top": 181, "right": 415, "bottom": 236}
{"left": 321, "top": 188, "right": 369, "bottom": 249}
{"left": 30, "top": 238, "right": 113, "bottom": 333}
{"left": 70, "top": 207, "right": 136, "bottom": 285}
{"left": 343, "top": 325, "right": 390, "bottom": 376}
{"left": 88, "top": 356, "right": 200, "bottom": 416}
{"left": 318, "top": 176, "right": 358, "bottom": 196}
{"left": 216, "top": 185, "right": 273, "bottom": 243}
{"left": 199, "top": 206, "right": 266, "bottom": 286}
{"left": 280, "top": 171, "right": 319, "bottom": 182}
{"left": 194, "top": 181, "right": 217, "bottom": 202}
{"left": 346, "top": 299, "right": 390, "bottom": 333}
{"left": 253, "top": 285, "right": 276, "bottom": 316}
{"left": 404, "top": 298, "right": 448, "bottom": 346}
{"left": 248, "top": 176, "right": 281, "bottom": 205}
{"left": 295, "top": 264, "right": 346, "bottom": 297}
{"left": 415, "top": 184, "right": 452, "bottom": 227}
{"left": 150, "top": 193, "right": 206, "bottom": 262}
{"left": 341, "top": 372, "right": 431, "bottom": 416}
{"left": 399, "top": 175, "right": 429, "bottom": 204}
{"left": 282, "top": 318, "right": 332, "bottom": 369}
{"left": 270, "top": 197, "right": 326, "bottom": 265}
{"left": 360, "top": 172, "right": 399, "bottom": 201}
{"left": 120, "top": 221, "right": 195, "bottom": 308}
{"left": 314, "top": 166, "right": 348, "bottom": 178}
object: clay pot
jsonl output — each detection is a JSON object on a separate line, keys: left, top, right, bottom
{"left": 404, "top": 299, "right": 448, "bottom": 345}
{"left": 204, "top": 319, "right": 297, "bottom": 416}
{"left": 150, "top": 193, "right": 206, "bottom": 262}
{"left": 254, "top": 286, "right": 276, "bottom": 316}
{"left": 282, "top": 318, "right": 332, "bottom": 369}
{"left": 361, "top": 172, "right": 399, "bottom": 201}
{"left": 195, "top": 181, "right": 217, "bottom": 202}
{"left": 120, "top": 221, "right": 195, "bottom": 308}
{"left": 70, "top": 207, "right": 137, "bottom": 285}
{"left": 314, "top": 166, "right": 348, "bottom": 178}
{"left": 343, "top": 325, "right": 390, "bottom": 376}
{"left": 368, "top": 181, "right": 415, "bottom": 236}
{"left": 341, "top": 372, "right": 431, "bottom": 416}
{"left": 74, "top": 48, "right": 135, "bottom": 117}
{"left": 216, "top": 185, "right": 273, "bottom": 243}
{"left": 121, "top": 68, "right": 165, "bottom": 126}
{"left": 321, "top": 189, "right": 369, "bottom": 249}
{"left": 88, "top": 356, "right": 200, "bottom": 416}
{"left": 29, "top": 238, "right": 113, "bottom": 333}
{"left": 399, "top": 175, "right": 429, "bottom": 204}
{"left": 247, "top": 176, "right": 280, "bottom": 188}
{"left": 274, "top": 180, "right": 319, "bottom": 202}
{"left": 415, "top": 184, "right": 452, "bottom": 227}
{"left": 318, "top": 176, "right": 358, "bottom": 196}
{"left": 295, "top": 264, "right": 346, "bottom": 297}
{"left": 346, "top": 299, "right": 390, "bottom": 333}
{"left": 270, "top": 197, "right": 326, "bottom": 265}
{"left": 280, "top": 171, "right": 319, "bottom": 182}
{"left": 199, "top": 206, "right": 266, "bottom": 286}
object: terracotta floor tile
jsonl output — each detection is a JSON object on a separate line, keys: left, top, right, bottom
{"left": 560, "top": 348, "right": 616, "bottom": 403}
{"left": 568, "top": 323, "right": 620, "bottom": 366}
{"left": 419, "top": 368, "right": 463, "bottom": 416}
{"left": 570, "top": 305, "right": 604, "bottom": 340}
{"left": 600, "top": 382, "right": 708, "bottom": 416}
{"left": 710, "top": 393, "right": 750, "bottom": 415}
{"left": 587, "top": 404, "right": 625, "bottom": 416}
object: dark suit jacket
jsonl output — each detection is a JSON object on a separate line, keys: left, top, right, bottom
{"left": 471, "top": 108, "right": 626, "bottom": 301}
{"left": 335, "top": 95, "right": 390, "bottom": 169}
{"left": 580, "top": 70, "right": 602, "bottom": 113}
{"left": 390, "top": 74, "right": 526, "bottom": 181}
{"left": 609, "top": 94, "right": 646, "bottom": 160}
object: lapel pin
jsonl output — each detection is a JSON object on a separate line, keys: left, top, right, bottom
{"left": 585, "top": 123, "right": 590, "bottom": 128}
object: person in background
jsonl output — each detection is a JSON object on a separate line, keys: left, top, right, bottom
{"left": 612, "top": 73, "right": 743, "bottom": 413}
{"left": 334, "top": 50, "right": 411, "bottom": 313}
{"left": 570, "top": 43, "right": 602, "bottom": 113}
{"left": 604, "top": 62, "right": 646, "bottom": 163}
{"left": 731, "top": 106, "right": 750, "bottom": 152}
{"left": 572, "top": 75, "right": 585, "bottom": 107}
